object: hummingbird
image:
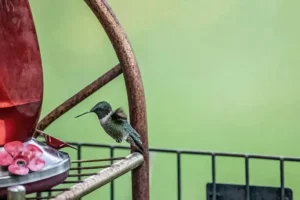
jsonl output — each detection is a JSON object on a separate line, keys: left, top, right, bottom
{"left": 75, "top": 101, "right": 144, "bottom": 153}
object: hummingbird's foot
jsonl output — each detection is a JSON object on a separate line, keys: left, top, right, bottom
{"left": 116, "top": 138, "right": 122, "bottom": 143}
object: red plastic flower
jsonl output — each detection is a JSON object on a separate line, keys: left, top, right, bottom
{"left": 0, "top": 141, "right": 45, "bottom": 175}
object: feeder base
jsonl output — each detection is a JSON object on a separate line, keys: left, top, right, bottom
{"left": 0, "top": 139, "right": 70, "bottom": 197}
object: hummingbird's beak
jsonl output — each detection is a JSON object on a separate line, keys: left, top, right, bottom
{"left": 75, "top": 112, "right": 91, "bottom": 118}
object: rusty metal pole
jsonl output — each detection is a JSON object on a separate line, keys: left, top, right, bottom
{"left": 84, "top": 1, "right": 149, "bottom": 200}
{"left": 37, "top": 64, "right": 122, "bottom": 130}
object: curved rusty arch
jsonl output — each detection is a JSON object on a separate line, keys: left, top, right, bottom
{"left": 37, "top": 1, "right": 149, "bottom": 200}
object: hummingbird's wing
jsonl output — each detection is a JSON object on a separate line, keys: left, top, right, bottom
{"left": 113, "top": 108, "right": 141, "bottom": 138}
{"left": 111, "top": 107, "right": 127, "bottom": 123}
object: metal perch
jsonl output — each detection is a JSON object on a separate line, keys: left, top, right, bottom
{"left": 50, "top": 153, "right": 144, "bottom": 200}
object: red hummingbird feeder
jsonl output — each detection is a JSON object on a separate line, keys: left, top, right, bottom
{"left": 0, "top": 0, "right": 43, "bottom": 147}
{"left": 0, "top": 0, "right": 71, "bottom": 197}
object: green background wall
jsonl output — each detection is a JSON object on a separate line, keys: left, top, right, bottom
{"left": 29, "top": 0, "right": 300, "bottom": 199}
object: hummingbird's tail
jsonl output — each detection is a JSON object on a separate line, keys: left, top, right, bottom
{"left": 127, "top": 134, "right": 145, "bottom": 153}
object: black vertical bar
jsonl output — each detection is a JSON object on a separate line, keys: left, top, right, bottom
{"left": 280, "top": 159, "right": 285, "bottom": 200}
{"left": 77, "top": 144, "right": 82, "bottom": 181}
{"left": 245, "top": 156, "right": 250, "bottom": 200}
{"left": 48, "top": 191, "right": 52, "bottom": 199}
{"left": 36, "top": 192, "right": 42, "bottom": 199}
{"left": 110, "top": 146, "right": 115, "bottom": 200}
{"left": 177, "top": 151, "right": 181, "bottom": 200}
{"left": 77, "top": 144, "right": 82, "bottom": 200}
{"left": 211, "top": 154, "right": 216, "bottom": 200}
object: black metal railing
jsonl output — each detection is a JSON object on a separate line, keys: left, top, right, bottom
{"left": 28, "top": 142, "right": 300, "bottom": 200}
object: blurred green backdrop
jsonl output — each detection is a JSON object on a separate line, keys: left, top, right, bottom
{"left": 28, "top": 0, "right": 300, "bottom": 199}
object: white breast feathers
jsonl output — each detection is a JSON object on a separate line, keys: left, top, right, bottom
{"left": 100, "top": 111, "right": 113, "bottom": 124}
